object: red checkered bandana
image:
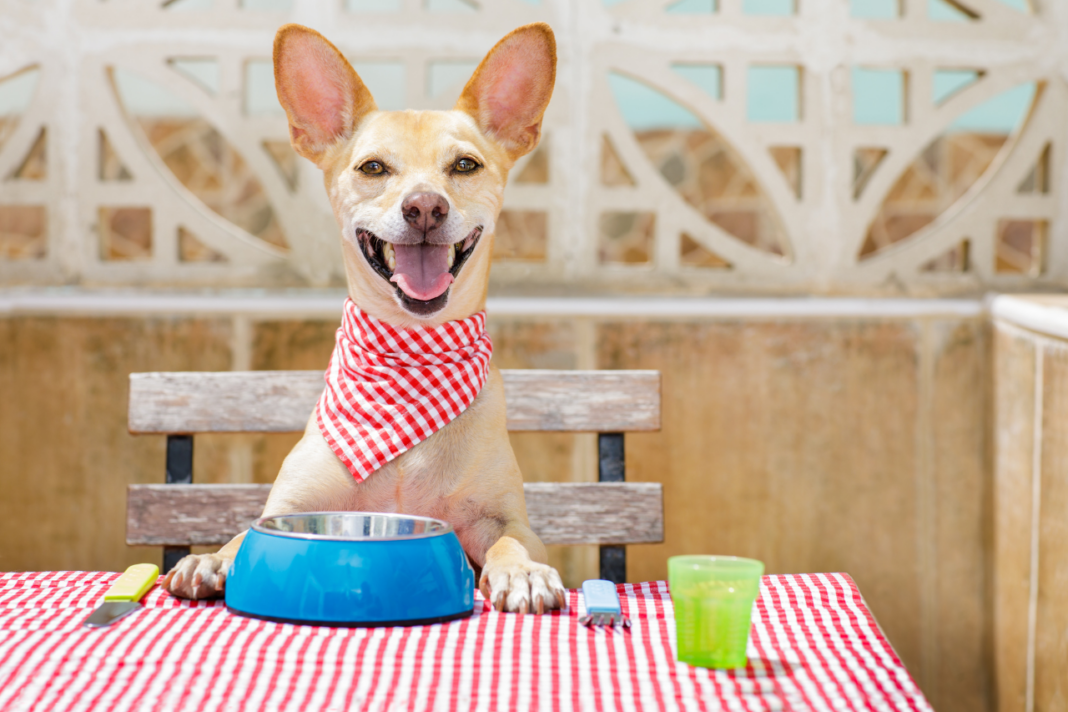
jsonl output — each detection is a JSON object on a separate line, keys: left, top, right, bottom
{"left": 316, "top": 298, "right": 493, "bottom": 481}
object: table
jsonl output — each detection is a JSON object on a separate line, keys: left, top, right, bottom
{"left": 0, "top": 571, "right": 931, "bottom": 711}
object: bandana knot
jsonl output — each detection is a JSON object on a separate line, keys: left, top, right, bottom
{"left": 316, "top": 298, "right": 493, "bottom": 481}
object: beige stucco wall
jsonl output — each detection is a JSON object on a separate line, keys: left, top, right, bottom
{"left": 992, "top": 296, "right": 1068, "bottom": 712}
{"left": 0, "top": 296, "right": 992, "bottom": 712}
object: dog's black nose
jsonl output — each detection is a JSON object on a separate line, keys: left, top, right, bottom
{"left": 402, "top": 192, "right": 449, "bottom": 233}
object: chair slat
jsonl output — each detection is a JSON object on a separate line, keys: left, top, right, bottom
{"left": 128, "top": 370, "right": 660, "bottom": 434}
{"left": 126, "top": 482, "right": 664, "bottom": 547}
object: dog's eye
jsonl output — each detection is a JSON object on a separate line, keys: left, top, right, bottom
{"left": 359, "top": 161, "right": 386, "bottom": 175}
{"left": 454, "top": 158, "right": 480, "bottom": 173}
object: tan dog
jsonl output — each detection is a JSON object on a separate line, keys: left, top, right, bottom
{"left": 163, "top": 22, "right": 566, "bottom": 614}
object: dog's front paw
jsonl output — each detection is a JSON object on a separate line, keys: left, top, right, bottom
{"left": 479, "top": 560, "right": 567, "bottom": 614}
{"left": 163, "top": 554, "right": 230, "bottom": 600}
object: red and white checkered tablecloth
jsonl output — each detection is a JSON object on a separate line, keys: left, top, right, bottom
{"left": 0, "top": 571, "right": 932, "bottom": 711}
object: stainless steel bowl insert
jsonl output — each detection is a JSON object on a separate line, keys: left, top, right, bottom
{"left": 252, "top": 512, "right": 453, "bottom": 542}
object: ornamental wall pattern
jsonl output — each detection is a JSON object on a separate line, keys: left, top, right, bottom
{"left": 0, "top": 0, "right": 1062, "bottom": 295}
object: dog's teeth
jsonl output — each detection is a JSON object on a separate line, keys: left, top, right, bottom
{"left": 383, "top": 243, "right": 396, "bottom": 271}
{"left": 447, "top": 244, "right": 456, "bottom": 268}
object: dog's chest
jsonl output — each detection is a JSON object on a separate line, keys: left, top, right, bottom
{"left": 343, "top": 446, "right": 461, "bottom": 514}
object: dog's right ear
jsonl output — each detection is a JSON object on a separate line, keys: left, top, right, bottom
{"left": 273, "top": 24, "right": 376, "bottom": 166}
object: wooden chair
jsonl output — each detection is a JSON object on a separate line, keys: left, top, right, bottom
{"left": 126, "top": 370, "right": 663, "bottom": 584}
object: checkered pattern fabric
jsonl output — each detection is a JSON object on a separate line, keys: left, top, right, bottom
{"left": 316, "top": 299, "right": 493, "bottom": 481}
{"left": 0, "top": 571, "right": 932, "bottom": 711}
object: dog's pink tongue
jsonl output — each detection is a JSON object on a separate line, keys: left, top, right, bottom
{"left": 390, "top": 244, "right": 454, "bottom": 301}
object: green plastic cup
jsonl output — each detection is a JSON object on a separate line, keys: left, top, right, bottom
{"left": 668, "top": 555, "right": 764, "bottom": 669}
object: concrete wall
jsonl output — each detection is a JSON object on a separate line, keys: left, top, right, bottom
{"left": 0, "top": 295, "right": 991, "bottom": 711}
{"left": 992, "top": 296, "right": 1068, "bottom": 712}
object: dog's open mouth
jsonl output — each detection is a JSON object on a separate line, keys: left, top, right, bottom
{"left": 357, "top": 227, "right": 482, "bottom": 314}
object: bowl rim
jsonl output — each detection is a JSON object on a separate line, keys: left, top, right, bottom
{"left": 250, "top": 511, "right": 455, "bottom": 542}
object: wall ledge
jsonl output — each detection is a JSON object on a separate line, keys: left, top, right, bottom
{"left": 0, "top": 289, "right": 986, "bottom": 320}
{"left": 991, "top": 295, "right": 1068, "bottom": 342}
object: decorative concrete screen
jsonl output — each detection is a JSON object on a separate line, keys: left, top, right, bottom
{"left": 0, "top": 0, "right": 1060, "bottom": 294}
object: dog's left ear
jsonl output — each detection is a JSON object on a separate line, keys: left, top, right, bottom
{"left": 455, "top": 23, "right": 556, "bottom": 160}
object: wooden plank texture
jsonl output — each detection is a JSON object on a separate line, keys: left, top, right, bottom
{"left": 501, "top": 370, "right": 660, "bottom": 432}
{"left": 129, "top": 371, "right": 322, "bottom": 434}
{"left": 128, "top": 369, "right": 660, "bottom": 434}
{"left": 126, "top": 482, "right": 664, "bottom": 547}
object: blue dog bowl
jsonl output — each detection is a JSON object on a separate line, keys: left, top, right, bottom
{"left": 225, "top": 512, "right": 475, "bottom": 626}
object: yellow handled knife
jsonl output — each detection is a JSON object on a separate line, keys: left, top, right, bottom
{"left": 83, "top": 564, "right": 159, "bottom": 628}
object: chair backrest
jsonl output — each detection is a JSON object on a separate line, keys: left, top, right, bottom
{"left": 126, "top": 369, "right": 663, "bottom": 583}
{"left": 128, "top": 370, "right": 660, "bottom": 434}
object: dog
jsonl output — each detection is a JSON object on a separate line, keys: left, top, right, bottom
{"left": 163, "top": 22, "right": 567, "bottom": 615}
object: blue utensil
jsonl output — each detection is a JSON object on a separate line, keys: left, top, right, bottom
{"left": 225, "top": 512, "right": 475, "bottom": 626}
{"left": 579, "top": 579, "right": 631, "bottom": 628}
